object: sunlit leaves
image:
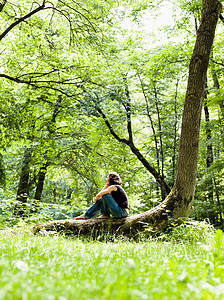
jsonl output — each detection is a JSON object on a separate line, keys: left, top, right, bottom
{"left": 0, "top": 0, "right": 223, "bottom": 216}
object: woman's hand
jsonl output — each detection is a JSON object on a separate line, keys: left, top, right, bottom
{"left": 95, "top": 194, "right": 102, "bottom": 202}
{"left": 94, "top": 185, "right": 117, "bottom": 202}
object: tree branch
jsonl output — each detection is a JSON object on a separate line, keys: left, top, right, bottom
{"left": 210, "top": 59, "right": 224, "bottom": 67}
{"left": 153, "top": 85, "right": 164, "bottom": 179}
{"left": 0, "top": 0, "right": 7, "bottom": 12}
{"left": 0, "top": 73, "right": 81, "bottom": 97}
{"left": 138, "top": 75, "right": 161, "bottom": 175}
{"left": 0, "top": 0, "right": 46, "bottom": 41}
{"left": 0, "top": 73, "right": 85, "bottom": 86}
{"left": 58, "top": 0, "right": 97, "bottom": 32}
{"left": 96, "top": 107, "right": 128, "bottom": 144}
{"left": 97, "top": 105, "right": 171, "bottom": 195}
{"left": 123, "top": 75, "right": 133, "bottom": 144}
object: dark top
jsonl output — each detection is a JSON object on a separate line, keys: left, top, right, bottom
{"left": 111, "top": 185, "right": 129, "bottom": 209}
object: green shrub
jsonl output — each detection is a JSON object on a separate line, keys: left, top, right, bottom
{"left": 158, "top": 219, "right": 216, "bottom": 244}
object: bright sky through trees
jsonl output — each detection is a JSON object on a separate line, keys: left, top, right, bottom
{"left": 117, "top": 0, "right": 181, "bottom": 48}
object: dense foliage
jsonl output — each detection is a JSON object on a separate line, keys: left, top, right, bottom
{"left": 0, "top": 0, "right": 223, "bottom": 225}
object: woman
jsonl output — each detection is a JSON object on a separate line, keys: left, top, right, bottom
{"left": 75, "top": 172, "right": 129, "bottom": 219}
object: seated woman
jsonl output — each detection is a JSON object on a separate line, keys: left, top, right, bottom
{"left": 75, "top": 172, "right": 129, "bottom": 219}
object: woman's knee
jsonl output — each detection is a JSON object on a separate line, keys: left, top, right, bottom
{"left": 102, "top": 194, "right": 112, "bottom": 201}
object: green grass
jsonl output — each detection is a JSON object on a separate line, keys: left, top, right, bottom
{"left": 0, "top": 224, "right": 223, "bottom": 300}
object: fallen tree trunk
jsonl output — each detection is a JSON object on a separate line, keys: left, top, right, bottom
{"left": 32, "top": 0, "right": 222, "bottom": 237}
{"left": 31, "top": 195, "right": 190, "bottom": 237}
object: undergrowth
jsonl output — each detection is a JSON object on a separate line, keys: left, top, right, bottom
{"left": 0, "top": 200, "right": 83, "bottom": 229}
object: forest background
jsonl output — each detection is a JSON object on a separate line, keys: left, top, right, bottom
{"left": 0, "top": 0, "right": 223, "bottom": 228}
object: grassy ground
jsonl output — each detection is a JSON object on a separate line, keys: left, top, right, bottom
{"left": 0, "top": 222, "right": 223, "bottom": 300}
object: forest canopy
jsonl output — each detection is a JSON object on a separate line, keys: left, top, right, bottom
{"left": 0, "top": 0, "right": 223, "bottom": 228}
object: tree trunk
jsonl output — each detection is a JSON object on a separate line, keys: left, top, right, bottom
{"left": 204, "top": 98, "right": 213, "bottom": 171}
{"left": 203, "top": 84, "right": 217, "bottom": 223}
{"left": 30, "top": 163, "right": 48, "bottom": 214}
{"left": 53, "top": 186, "right": 56, "bottom": 203}
{"left": 154, "top": 85, "right": 166, "bottom": 200}
{"left": 32, "top": 0, "right": 222, "bottom": 236}
{"left": 14, "top": 148, "right": 32, "bottom": 216}
{"left": 16, "top": 148, "right": 32, "bottom": 203}
{"left": 32, "top": 95, "right": 62, "bottom": 207}
{"left": 172, "top": 78, "right": 179, "bottom": 186}
{"left": 213, "top": 177, "right": 223, "bottom": 224}
{"left": 210, "top": 58, "right": 224, "bottom": 148}
{"left": 168, "top": 0, "right": 222, "bottom": 218}
{"left": 211, "top": 55, "right": 224, "bottom": 115}
{"left": 34, "top": 163, "right": 48, "bottom": 200}
{"left": 0, "top": 153, "right": 6, "bottom": 187}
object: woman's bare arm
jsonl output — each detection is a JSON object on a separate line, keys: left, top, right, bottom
{"left": 95, "top": 185, "right": 117, "bottom": 202}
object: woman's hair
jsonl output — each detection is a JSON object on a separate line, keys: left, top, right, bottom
{"left": 108, "top": 172, "right": 122, "bottom": 185}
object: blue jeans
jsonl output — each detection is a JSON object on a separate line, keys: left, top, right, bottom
{"left": 84, "top": 194, "right": 128, "bottom": 219}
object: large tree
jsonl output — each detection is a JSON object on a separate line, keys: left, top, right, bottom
{"left": 33, "top": 0, "right": 223, "bottom": 236}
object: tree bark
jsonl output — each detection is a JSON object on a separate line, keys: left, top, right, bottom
{"left": 154, "top": 85, "right": 166, "bottom": 200}
{"left": 203, "top": 83, "right": 217, "bottom": 223}
{"left": 32, "top": 0, "right": 223, "bottom": 236}
{"left": 53, "top": 186, "right": 56, "bottom": 203}
{"left": 14, "top": 148, "right": 32, "bottom": 217}
{"left": 0, "top": 153, "right": 6, "bottom": 187}
{"left": 167, "top": 0, "right": 222, "bottom": 219}
{"left": 210, "top": 56, "right": 224, "bottom": 149}
{"left": 16, "top": 148, "right": 32, "bottom": 203}
{"left": 34, "top": 162, "right": 49, "bottom": 201}
{"left": 172, "top": 78, "right": 179, "bottom": 186}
